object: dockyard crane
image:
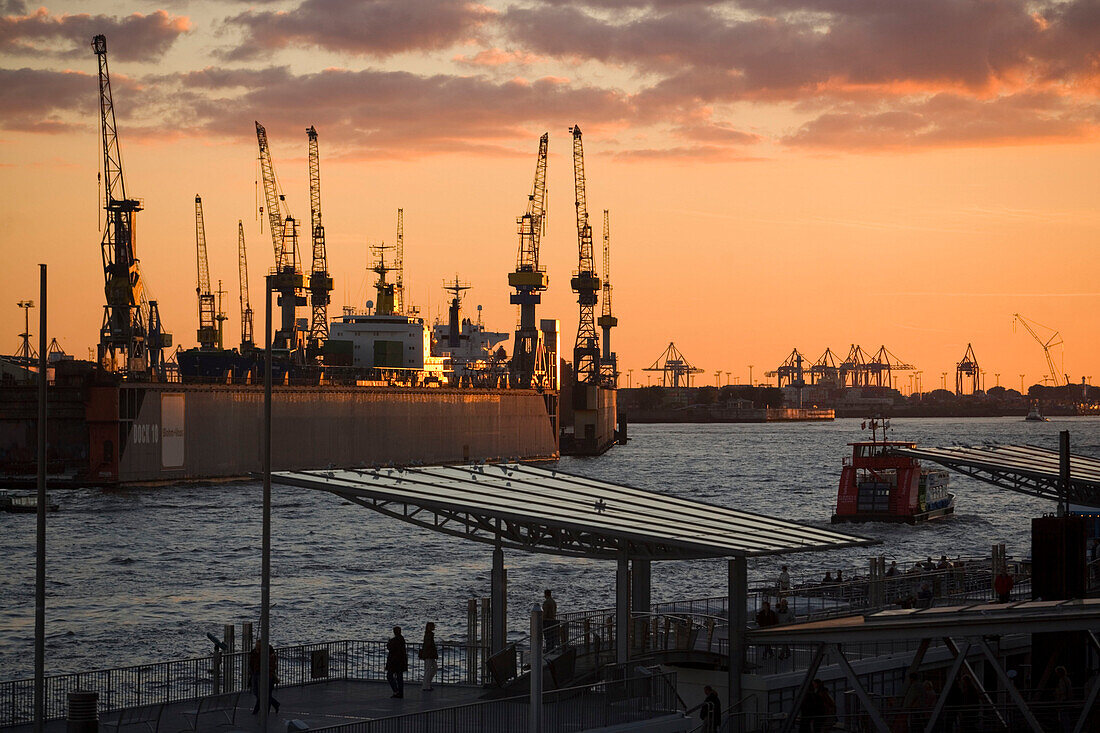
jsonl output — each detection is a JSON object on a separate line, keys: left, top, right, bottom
{"left": 867, "top": 346, "right": 914, "bottom": 389}
{"left": 597, "top": 209, "right": 618, "bottom": 385}
{"left": 508, "top": 133, "right": 550, "bottom": 389}
{"left": 194, "top": 196, "right": 218, "bottom": 350}
{"left": 305, "top": 126, "right": 333, "bottom": 359}
{"left": 767, "top": 349, "right": 808, "bottom": 388}
{"left": 1013, "top": 313, "right": 1068, "bottom": 386}
{"left": 93, "top": 34, "right": 172, "bottom": 376}
{"left": 569, "top": 125, "right": 601, "bottom": 386}
{"left": 238, "top": 220, "right": 254, "bottom": 351}
{"left": 956, "top": 343, "right": 980, "bottom": 395}
{"left": 255, "top": 121, "right": 305, "bottom": 352}
{"left": 395, "top": 209, "right": 405, "bottom": 315}
{"left": 644, "top": 342, "right": 702, "bottom": 388}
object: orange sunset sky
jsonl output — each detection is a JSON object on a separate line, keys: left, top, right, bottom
{"left": 1, "top": 0, "right": 1098, "bottom": 388}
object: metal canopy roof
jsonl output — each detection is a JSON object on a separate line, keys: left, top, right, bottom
{"left": 271, "top": 462, "right": 875, "bottom": 560}
{"left": 748, "top": 598, "right": 1100, "bottom": 644}
{"left": 894, "top": 444, "right": 1100, "bottom": 507}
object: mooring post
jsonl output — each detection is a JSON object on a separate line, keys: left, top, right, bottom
{"left": 491, "top": 546, "right": 507, "bottom": 654}
{"left": 1060, "top": 430, "right": 1070, "bottom": 517}
{"left": 529, "top": 604, "right": 544, "bottom": 733}
{"left": 466, "top": 599, "right": 478, "bottom": 685}
{"left": 616, "top": 553, "right": 630, "bottom": 665}
{"left": 728, "top": 556, "right": 747, "bottom": 733}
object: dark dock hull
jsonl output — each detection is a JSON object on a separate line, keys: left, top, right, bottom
{"left": 1, "top": 381, "right": 559, "bottom": 485}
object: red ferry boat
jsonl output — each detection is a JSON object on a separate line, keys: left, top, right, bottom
{"left": 832, "top": 421, "right": 955, "bottom": 524}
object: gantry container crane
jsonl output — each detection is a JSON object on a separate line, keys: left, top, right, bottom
{"left": 569, "top": 125, "right": 601, "bottom": 386}
{"left": 194, "top": 195, "right": 218, "bottom": 350}
{"left": 956, "top": 343, "right": 980, "bottom": 395}
{"left": 1013, "top": 313, "right": 1068, "bottom": 386}
{"left": 255, "top": 121, "right": 305, "bottom": 353}
{"left": 597, "top": 209, "right": 618, "bottom": 385}
{"left": 238, "top": 220, "right": 254, "bottom": 351}
{"left": 508, "top": 133, "right": 550, "bottom": 389}
{"left": 306, "top": 126, "right": 333, "bottom": 359}
{"left": 93, "top": 34, "right": 171, "bottom": 376}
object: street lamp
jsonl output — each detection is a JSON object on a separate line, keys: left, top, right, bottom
{"left": 725, "top": 371, "right": 731, "bottom": 386}
{"left": 748, "top": 365, "right": 754, "bottom": 386}
{"left": 627, "top": 369, "right": 633, "bottom": 388}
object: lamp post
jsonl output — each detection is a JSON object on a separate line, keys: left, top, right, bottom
{"left": 627, "top": 369, "right": 633, "bottom": 388}
{"left": 1020, "top": 374, "right": 1026, "bottom": 394}
{"left": 748, "top": 365, "right": 754, "bottom": 386}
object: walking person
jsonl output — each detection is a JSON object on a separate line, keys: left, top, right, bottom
{"left": 756, "top": 599, "right": 778, "bottom": 658}
{"left": 386, "top": 626, "right": 408, "bottom": 698}
{"left": 994, "top": 568, "right": 1014, "bottom": 603}
{"left": 778, "top": 565, "right": 791, "bottom": 597}
{"left": 419, "top": 622, "right": 438, "bottom": 691}
{"left": 700, "top": 684, "right": 721, "bottom": 733}
{"left": 543, "top": 589, "right": 559, "bottom": 651}
{"left": 775, "top": 598, "right": 794, "bottom": 660}
{"left": 249, "top": 639, "right": 281, "bottom": 715}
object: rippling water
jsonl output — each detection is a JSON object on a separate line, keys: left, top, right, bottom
{"left": 2, "top": 416, "right": 1098, "bottom": 679}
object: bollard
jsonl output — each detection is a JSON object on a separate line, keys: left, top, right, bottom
{"left": 66, "top": 690, "right": 97, "bottom": 733}
{"left": 224, "top": 624, "right": 235, "bottom": 691}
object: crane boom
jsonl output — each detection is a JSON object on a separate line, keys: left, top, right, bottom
{"left": 238, "top": 220, "right": 254, "bottom": 350}
{"left": 395, "top": 209, "right": 404, "bottom": 314}
{"left": 256, "top": 121, "right": 288, "bottom": 266}
{"left": 569, "top": 125, "right": 601, "bottom": 385}
{"left": 1013, "top": 313, "right": 1066, "bottom": 386}
{"left": 306, "top": 125, "right": 332, "bottom": 356}
{"left": 601, "top": 209, "right": 611, "bottom": 319}
{"left": 194, "top": 195, "right": 217, "bottom": 349}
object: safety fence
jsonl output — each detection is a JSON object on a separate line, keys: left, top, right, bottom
{"left": 0, "top": 639, "right": 484, "bottom": 727}
{"left": 310, "top": 672, "right": 683, "bottom": 733}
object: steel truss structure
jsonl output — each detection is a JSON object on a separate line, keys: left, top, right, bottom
{"left": 895, "top": 444, "right": 1100, "bottom": 507}
{"left": 271, "top": 462, "right": 873, "bottom": 561}
{"left": 751, "top": 599, "right": 1100, "bottom": 733}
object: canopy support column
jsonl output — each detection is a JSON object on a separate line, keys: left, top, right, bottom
{"left": 616, "top": 553, "right": 629, "bottom": 665}
{"left": 491, "top": 546, "right": 506, "bottom": 654}
{"left": 728, "top": 556, "right": 747, "bottom": 732}
{"left": 631, "top": 559, "right": 651, "bottom": 656}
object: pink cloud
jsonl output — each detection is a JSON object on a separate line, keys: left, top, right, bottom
{"left": 0, "top": 7, "right": 189, "bottom": 61}
{"left": 454, "top": 47, "right": 542, "bottom": 67}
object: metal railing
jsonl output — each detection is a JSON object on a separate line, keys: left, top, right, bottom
{"left": 310, "top": 671, "right": 683, "bottom": 733}
{"left": 0, "top": 640, "right": 485, "bottom": 727}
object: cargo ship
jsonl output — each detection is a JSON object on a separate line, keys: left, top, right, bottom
{"left": 832, "top": 421, "right": 954, "bottom": 524}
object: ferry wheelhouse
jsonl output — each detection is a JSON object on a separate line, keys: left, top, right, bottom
{"left": 832, "top": 434, "right": 955, "bottom": 524}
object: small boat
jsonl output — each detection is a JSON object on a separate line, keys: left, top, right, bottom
{"left": 832, "top": 419, "right": 955, "bottom": 524}
{"left": 1025, "top": 401, "right": 1049, "bottom": 422}
{"left": 0, "top": 491, "right": 59, "bottom": 513}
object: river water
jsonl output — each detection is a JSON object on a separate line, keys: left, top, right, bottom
{"left": 2, "top": 416, "right": 1098, "bottom": 679}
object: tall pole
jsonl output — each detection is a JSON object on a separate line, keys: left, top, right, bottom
{"left": 260, "top": 276, "right": 273, "bottom": 729}
{"left": 34, "top": 264, "right": 46, "bottom": 733}
{"left": 1059, "top": 430, "right": 1070, "bottom": 518}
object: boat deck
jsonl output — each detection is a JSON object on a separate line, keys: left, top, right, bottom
{"left": 3, "top": 679, "right": 483, "bottom": 732}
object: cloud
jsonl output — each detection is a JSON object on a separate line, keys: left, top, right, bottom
{"left": 225, "top": 0, "right": 494, "bottom": 60}
{"left": 499, "top": 0, "right": 1098, "bottom": 99}
{"left": 783, "top": 91, "right": 1100, "bottom": 150}
{"left": 0, "top": 7, "right": 189, "bottom": 61}
{"left": 454, "top": 47, "right": 541, "bottom": 68}
{"left": 0, "top": 67, "right": 91, "bottom": 132}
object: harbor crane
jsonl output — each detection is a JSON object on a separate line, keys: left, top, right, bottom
{"left": 597, "top": 209, "right": 618, "bottom": 384}
{"left": 810, "top": 348, "right": 841, "bottom": 386}
{"left": 194, "top": 196, "right": 218, "bottom": 350}
{"left": 15, "top": 301, "right": 36, "bottom": 361}
{"left": 1013, "top": 313, "right": 1067, "bottom": 386}
{"left": 956, "top": 343, "right": 980, "bottom": 395}
{"left": 394, "top": 209, "right": 405, "bottom": 315}
{"left": 508, "top": 133, "right": 550, "bottom": 390}
{"left": 570, "top": 125, "right": 602, "bottom": 387}
{"left": 238, "top": 221, "right": 254, "bottom": 351}
{"left": 93, "top": 34, "right": 171, "bottom": 376}
{"left": 306, "top": 126, "right": 333, "bottom": 359}
{"left": 256, "top": 121, "right": 306, "bottom": 352}
{"left": 767, "top": 349, "right": 807, "bottom": 388}
{"left": 644, "top": 342, "right": 703, "bottom": 388}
